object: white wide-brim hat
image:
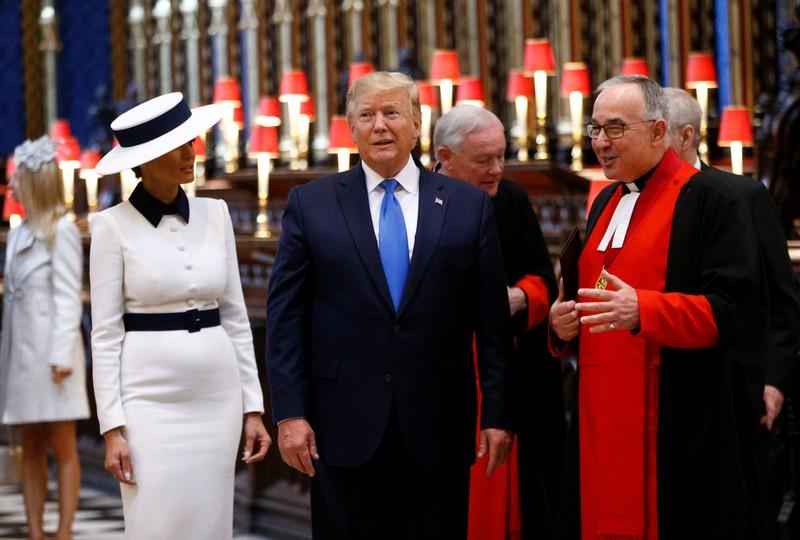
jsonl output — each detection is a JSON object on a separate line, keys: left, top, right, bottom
{"left": 96, "top": 92, "right": 223, "bottom": 176}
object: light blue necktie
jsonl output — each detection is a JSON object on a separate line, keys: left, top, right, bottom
{"left": 379, "top": 179, "right": 409, "bottom": 310}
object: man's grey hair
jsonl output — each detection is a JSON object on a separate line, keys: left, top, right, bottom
{"left": 664, "top": 87, "right": 702, "bottom": 148}
{"left": 433, "top": 104, "right": 504, "bottom": 159}
{"left": 595, "top": 75, "right": 669, "bottom": 124}
{"left": 345, "top": 71, "right": 420, "bottom": 122}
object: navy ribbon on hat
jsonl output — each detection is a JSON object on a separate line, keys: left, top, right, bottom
{"left": 114, "top": 98, "right": 192, "bottom": 148}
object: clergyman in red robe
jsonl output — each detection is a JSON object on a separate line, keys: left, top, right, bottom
{"left": 549, "top": 76, "right": 765, "bottom": 540}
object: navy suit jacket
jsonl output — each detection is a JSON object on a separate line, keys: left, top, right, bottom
{"left": 266, "top": 162, "right": 513, "bottom": 469}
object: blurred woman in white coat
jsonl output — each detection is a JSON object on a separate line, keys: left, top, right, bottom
{"left": 0, "top": 135, "right": 90, "bottom": 540}
{"left": 91, "top": 92, "right": 270, "bottom": 539}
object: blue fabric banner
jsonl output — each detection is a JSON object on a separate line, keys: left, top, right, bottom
{"left": 714, "top": 0, "right": 732, "bottom": 109}
{"left": 0, "top": 3, "right": 25, "bottom": 158}
{"left": 56, "top": 0, "right": 111, "bottom": 148}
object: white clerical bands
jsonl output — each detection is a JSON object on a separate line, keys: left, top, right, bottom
{"left": 598, "top": 182, "right": 641, "bottom": 252}
{"left": 598, "top": 182, "right": 637, "bottom": 333}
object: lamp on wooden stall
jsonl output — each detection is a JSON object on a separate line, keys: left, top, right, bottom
{"left": 50, "top": 118, "right": 72, "bottom": 143}
{"left": 523, "top": 38, "right": 556, "bottom": 160}
{"left": 193, "top": 129, "right": 208, "bottom": 187}
{"left": 233, "top": 104, "right": 244, "bottom": 129}
{"left": 328, "top": 116, "right": 357, "bottom": 172}
{"left": 349, "top": 61, "right": 375, "bottom": 87}
{"left": 248, "top": 124, "right": 279, "bottom": 238}
{"left": 79, "top": 150, "right": 101, "bottom": 217}
{"left": 3, "top": 155, "right": 24, "bottom": 228}
{"left": 255, "top": 96, "right": 282, "bottom": 127}
{"left": 685, "top": 52, "right": 718, "bottom": 164}
{"left": 561, "top": 62, "right": 591, "bottom": 171}
{"left": 279, "top": 69, "right": 310, "bottom": 171}
{"left": 108, "top": 138, "right": 139, "bottom": 201}
{"left": 298, "top": 97, "right": 315, "bottom": 168}
{"left": 620, "top": 57, "right": 650, "bottom": 77}
{"left": 507, "top": 70, "right": 534, "bottom": 161}
{"left": 430, "top": 49, "right": 460, "bottom": 115}
{"left": 56, "top": 136, "right": 80, "bottom": 221}
{"left": 455, "top": 77, "right": 485, "bottom": 108}
{"left": 417, "top": 81, "right": 438, "bottom": 166}
{"left": 717, "top": 106, "right": 753, "bottom": 176}
{"left": 213, "top": 76, "right": 242, "bottom": 173}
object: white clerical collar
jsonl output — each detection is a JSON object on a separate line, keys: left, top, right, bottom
{"left": 597, "top": 185, "right": 640, "bottom": 251}
{"left": 693, "top": 157, "right": 702, "bottom": 170}
{"left": 363, "top": 156, "right": 420, "bottom": 195}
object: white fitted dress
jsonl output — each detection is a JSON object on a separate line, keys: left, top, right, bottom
{"left": 90, "top": 193, "right": 264, "bottom": 540}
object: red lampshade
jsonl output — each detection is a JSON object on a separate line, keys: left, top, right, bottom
{"left": 50, "top": 118, "right": 72, "bottom": 141}
{"left": 80, "top": 150, "right": 101, "bottom": 170}
{"left": 328, "top": 116, "right": 357, "bottom": 152}
{"left": 279, "top": 70, "right": 310, "bottom": 102}
{"left": 349, "top": 62, "right": 375, "bottom": 87}
{"left": 507, "top": 70, "right": 534, "bottom": 100}
{"left": 685, "top": 52, "right": 718, "bottom": 88}
{"left": 193, "top": 135, "right": 207, "bottom": 159}
{"left": 523, "top": 38, "right": 556, "bottom": 75}
{"left": 255, "top": 96, "right": 282, "bottom": 127}
{"left": 430, "top": 49, "right": 460, "bottom": 83}
{"left": 417, "top": 81, "right": 438, "bottom": 108}
{"left": 455, "top": 77, "right": 485, "bottom": 107}
{"left": 3, "top": 186, "right": 25, "bottom": 221}
{"left": 4, "top": 155, "right": 23, "bottom": 220}
{"left": 5, "top": 155, "right": 15, "bottom": 181}
{"left": 621, "top": 57, "right": 650, "bottom": 77}
{"left": 248, "top": 125, "right": 279, "bottom": 157}
{"left": 560, "top": 62, "right": 591, "bottom": 96}
{"left": 57, "top": 137, "right": 80, "bottom": 164}
{"left": 233, "top": 105, "right": 244, "bottom": 128}
{"left": 300, "top": 97, "right": 315, "bottom": 120}
{"left": 213, "top": 76, "right": 242, "bottom": 105}
{"left": 718, "top": 106, "right": 753, "bottom": 146}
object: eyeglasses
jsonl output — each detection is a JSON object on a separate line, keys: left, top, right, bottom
{"left": 585, "top": 119, "right": 656, "bottom": 139}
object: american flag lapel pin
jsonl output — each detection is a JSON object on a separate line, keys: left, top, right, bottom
{"left": 434, "top": 197, "right": 443, "bottom": 206}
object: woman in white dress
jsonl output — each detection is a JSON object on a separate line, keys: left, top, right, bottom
{"left": 90, "top": 92, "right": 270, "bottom": 539}
{"left": 0, "top": 135, "right": 90, "bottom": 540}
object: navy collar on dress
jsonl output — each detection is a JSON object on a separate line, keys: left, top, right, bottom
{"left": 128, "top": 182, "right": 190, "bottom": 227}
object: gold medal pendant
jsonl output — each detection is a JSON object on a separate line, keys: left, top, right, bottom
{"left": 595, "top": 267, "right": 608, "bottom": 290}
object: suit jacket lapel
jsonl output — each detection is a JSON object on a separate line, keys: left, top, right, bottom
{"left": 398, "top": 169, "right": 446, "bottom": 315}
{"left": 335, "top": 165, "right": 396, "bottom": 313}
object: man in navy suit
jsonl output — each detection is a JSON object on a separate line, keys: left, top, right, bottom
{"left": 266, "top": 71, "right": 515, "bottom": 539}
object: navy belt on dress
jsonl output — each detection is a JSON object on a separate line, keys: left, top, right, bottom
{"left": 123, "top": 308, "right": 220, "bottom": 333}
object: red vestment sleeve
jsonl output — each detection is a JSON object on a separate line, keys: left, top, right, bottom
{"left": 514, "top": 275, "right": 550, "bottom": 331}
{"left": 636, "top": 289, "right": 719, "bottom": 349}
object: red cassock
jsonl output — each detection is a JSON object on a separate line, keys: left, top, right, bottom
{"left": 469, "top": 384, "right": 522, "bottom": 540}
{"left": 468, "top": 275, "right": 550, "bottom": 540}
{"left": 577, "top": 151, "right": 718, "bottom": 540}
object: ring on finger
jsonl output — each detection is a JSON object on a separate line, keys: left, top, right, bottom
{"left": 609, "top": 322, "right": 616, "bottom": 330}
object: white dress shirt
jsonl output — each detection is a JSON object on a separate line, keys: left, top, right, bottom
{"left": 363, "top": 156, "right": 420, "bottom": 258}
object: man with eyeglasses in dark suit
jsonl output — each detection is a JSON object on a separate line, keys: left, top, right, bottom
{"left": 549, "top": 75, "right": 766, "bottom": 540}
